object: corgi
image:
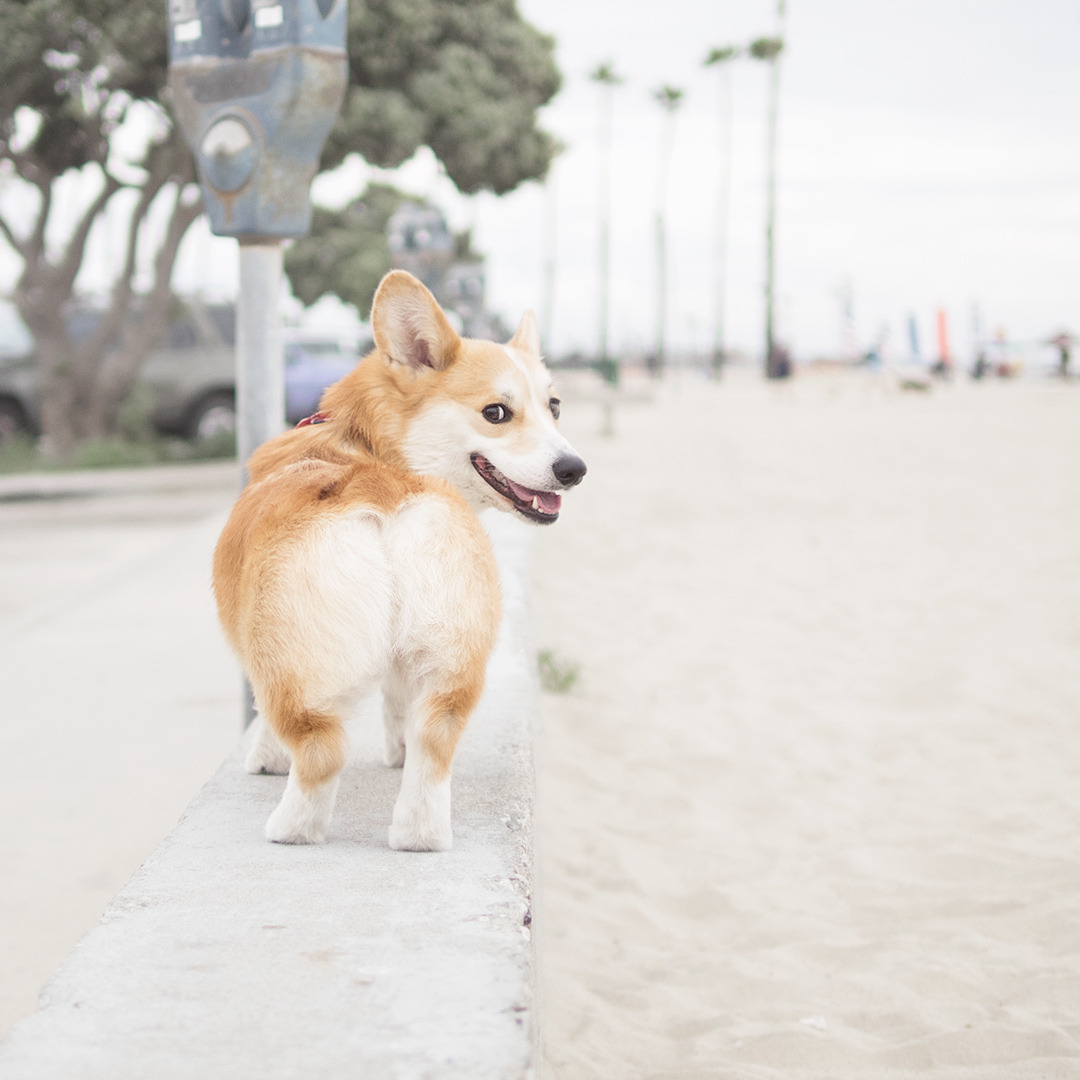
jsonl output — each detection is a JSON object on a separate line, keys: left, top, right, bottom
{"left": 212, "top": 270, "right": 586, "bottom": 851}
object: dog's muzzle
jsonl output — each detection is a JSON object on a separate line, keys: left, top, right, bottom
{"left": 471, "top": 453, "right": 579, "bottom": 524}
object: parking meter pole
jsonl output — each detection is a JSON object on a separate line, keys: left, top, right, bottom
{"left": 237, "top": 239, "right": 284, "bottom": 728}
{"left": 237, "top": 240, "right": 285, "bottom": 484}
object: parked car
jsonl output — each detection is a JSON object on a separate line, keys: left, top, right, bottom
{"left": 0, "top": 300, "right": 366, "bottom": 446}
{"left": 283, "top": 337, "right": 364, "bottom": 426}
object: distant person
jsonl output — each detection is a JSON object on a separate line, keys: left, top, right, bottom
{"left": 1056, "top": 338, "right": 1071, "bottom": 378}
{"left": 768, "top": 344, "right": 791, "bottom": 379}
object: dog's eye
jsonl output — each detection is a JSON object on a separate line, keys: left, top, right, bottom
{"left": 549, "top": 398, "right": 561, "bottom": 420}
{"left": 482, "top": 403, "right": 512, "bottom": 424}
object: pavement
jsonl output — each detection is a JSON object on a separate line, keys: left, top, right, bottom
{"left": 0, "top": 459, "right": 539, "bottom": 1077}
{"left": 0, "top": 461, "right": 243, "bottom": 1035}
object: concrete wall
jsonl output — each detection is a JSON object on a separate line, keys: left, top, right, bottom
{"left": 0, "top": 513, "right": 538, "bottom": 1080}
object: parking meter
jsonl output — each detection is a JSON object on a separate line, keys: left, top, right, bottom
{"left": 167, "top": 1, "right": 348, "bottom": 731}
{"left": 166, "top": 0, "right": 348, "bottom": 237}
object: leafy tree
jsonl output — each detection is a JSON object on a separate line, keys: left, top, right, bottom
{"left": 0, "top": 0, "right": 560, "bottom": 457}
{"left": 335, "top": 0, "right": 560, "bottom": 195}
{"left": 285, "top": 184, "right": 418, "bottom": 318}
{"left": 0, "top": 3, "right": 199, "bottom": 456}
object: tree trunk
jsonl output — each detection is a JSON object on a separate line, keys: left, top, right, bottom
{"left": 2, "top": 135, "right": 199, "bottom": 458}
{"left": 84, "top": 188, "right": 203, "bottom": 437}
{"left": 34, "top": 329, "right": 82, "bottom": 460}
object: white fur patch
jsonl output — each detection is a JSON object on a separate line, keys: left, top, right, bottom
{"left": 265, "top": 771, "right": 340, "bottom": 845}
{"left": 246, "top": 716, "right": 291, "bottom": 775}
{"left": 388, "top": 766, "right": 452, "bottom": 852}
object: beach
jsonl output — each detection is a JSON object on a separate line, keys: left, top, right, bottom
{"left": 531, "top": 371, "right": 1080, "bottom": 1078}
{"left": 1, "top": 370, "right": 1077, "bottom": 1076}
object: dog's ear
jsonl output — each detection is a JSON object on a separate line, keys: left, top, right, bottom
{"left": 508, "top": 309, "right": 540, "bottom": 356}
{"left": 371, "top": 270, "right": 461, "bottom": 372}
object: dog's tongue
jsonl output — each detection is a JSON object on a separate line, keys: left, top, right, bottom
{"left": 537, "top": 490, "right": 561, "bottom": 513}
{"left": 507, "top": 478, "right": 561, "bottom": 514}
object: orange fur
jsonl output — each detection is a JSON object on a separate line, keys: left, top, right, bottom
{"left": 422, "top": 681, "right": 484, "bottom": 779}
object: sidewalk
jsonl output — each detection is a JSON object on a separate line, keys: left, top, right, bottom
{"left": 0, "top": 460, "right": 539, "bottom": 1076}
{"left": 0, "top": 461, "right": 242, "bottom": 1034}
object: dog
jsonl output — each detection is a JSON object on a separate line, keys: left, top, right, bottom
{"left": 212, "top": 270, "right": 586, "bottom": 851}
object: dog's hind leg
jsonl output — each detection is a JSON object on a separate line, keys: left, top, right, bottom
{"left": 388, "top": 679, "right": 483, "bottom": 852}
{"left": 245, "top": 715, "right": 291, "bottom": 775}
{"left": 263, "top": 692, "right": 347, "bottom": 845}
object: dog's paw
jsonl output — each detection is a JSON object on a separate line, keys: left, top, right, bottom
{"left": 388, "top": 775, "right": 452, "bottom": 851}
{"left": 247, "top": 745, "right": 291, "bottom": 776}
{"left": 264, "top": 776, "right": 337, "bottom": 845}
{"left": 387, "top": 822, "right": 452, "bottom": 852}
{"left": 265, "top": 804, "right": 327, "bottom": 845}
{"left": 383, "top": 739, "right": 406, "bottom": 769}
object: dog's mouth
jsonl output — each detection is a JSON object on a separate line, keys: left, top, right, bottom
{"left": 471, "top": 453, "right": 561, "bottom": 523}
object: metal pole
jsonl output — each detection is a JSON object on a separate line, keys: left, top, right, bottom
{"left": 236, "top": 238, "right": 285, "bottom": 727}
{"left": 237, "top": 239, "right": 285, "bottom": 484}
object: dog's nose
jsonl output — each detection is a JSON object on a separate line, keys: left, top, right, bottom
{"left": 552, "top": 454, "right": 587, "bottom": 488}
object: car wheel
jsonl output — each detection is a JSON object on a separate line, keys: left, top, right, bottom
{"left": 0, "top": 399, "right": 30, "bottom": 447}
{"left": 188, "top": 392, "right": 236, "bottom": 443}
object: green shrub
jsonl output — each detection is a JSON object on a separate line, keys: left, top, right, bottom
{"left": 0, "top": 436, "right": 40, "bottom": 474}
{"left": 73, "top": 436, "right": 163, "bottom": 470}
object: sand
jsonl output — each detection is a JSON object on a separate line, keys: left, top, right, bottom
{"left": 530, "top": 370, "right": 1080, "bottom": 1078}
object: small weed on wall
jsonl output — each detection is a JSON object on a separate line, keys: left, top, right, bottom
{"left": 537, "top": 650, "right": 580, "bottom": 695}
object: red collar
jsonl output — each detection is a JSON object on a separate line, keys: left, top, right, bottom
{"left": 295, "top": 410, "right": 331, "bottom": 428}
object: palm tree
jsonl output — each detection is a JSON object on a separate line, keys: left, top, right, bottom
{"left": 749, "top": 10, "right": 787, "bottom": 378}
{"left": 651, "top": 84, "right": 684, "bottom": 377}
{"left": 704, "top": 45, "right": 740, "bottom": 377}
{"left": 590, "top": 61, "right": 623, "bottom": 385}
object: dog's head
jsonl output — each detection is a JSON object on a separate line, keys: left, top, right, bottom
{"left": 371, "top": 270, "right": 586, "bottom": 524}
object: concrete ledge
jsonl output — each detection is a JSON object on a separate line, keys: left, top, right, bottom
{"left": 0, "top": 515, "right": 537, "bottom": 1080}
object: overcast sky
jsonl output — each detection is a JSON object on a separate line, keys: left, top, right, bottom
{"left": 466, "top": 0, "right": 1080, "bottom": 361}
{"left": 8, "top": 0, "right": 1078, "bottom": 364}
